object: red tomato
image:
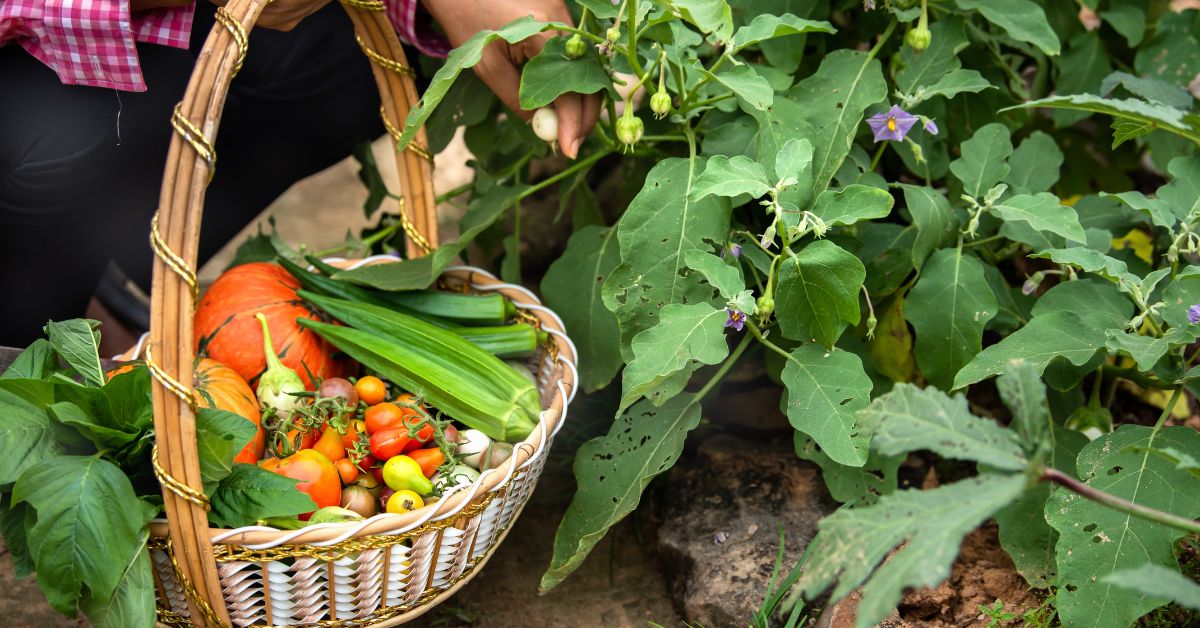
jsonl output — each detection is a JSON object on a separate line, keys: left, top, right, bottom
{"left": 365, "top": 401, "right": 424, "bottom": 435}
{"left": 267, "top": 449, "right": 340, "bottom": 518}
{"left": 402, "top": 416, "right": 435, "bottom": 452}
{"left": 370, "top": 429, "right": 410, "bottom": 461}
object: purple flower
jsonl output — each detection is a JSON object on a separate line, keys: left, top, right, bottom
{"left": 725, "top": 308, "right": 746, "bottom": 332}
{"left": 1188, "top": 304, "right": 1200, "bottom": 324}
{"left": 721, "top": 244, "right": 743, "bottom": 258}
{"left": 924, "top": 119, "right": 939, "bottom": 135}
{"left": 866, "top": 105, "right": 919, "bottom": 143}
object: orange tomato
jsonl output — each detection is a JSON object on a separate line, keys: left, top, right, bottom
{"left": 267, "top": 449, "right": 340, "bottom": 517}
{"left": 341, "top": 419, "right": 368, "bottom": 451}
{"left": 355, "top": 376, "right": 387, "bottom": 406}
{"left": 313, "top": 425, "right": 347, "bottom": 462}
{"left": 407, "top": 447, "right": 445, "bottom": 478}
{"left": 335, "top": 458, "right": 359, "bottom": 484}
{"left": 365, "top": 401, "right": 422, "bottom": 435}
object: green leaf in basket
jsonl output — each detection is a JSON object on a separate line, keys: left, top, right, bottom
{"left": 0, "top": 385, "right": 60, "bottom": 485}
{"left": 12, "top": 455, "right": 152, "bottom": 615}
{"left": 78, "top": 528, "right": 155, "bottom": 628}
{"left": 44, "top": 319, "right": 105, "bottom": 388}
{"left": 196, "top": 408, "right": 260, "bottom": 494}
{"left": 209, "top": 463, "right": 317, "bottom": 528}
{"left": 1, "top": 338, "right": 57, "bottom": 381}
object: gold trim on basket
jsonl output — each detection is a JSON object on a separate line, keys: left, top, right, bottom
{"left": 150, "top": 212, "right": 201, "bottom": 306}
{"left": 378, "top": 106, "right": 434, "bottom": 162}
{"left": 170, "top": 103, "right": 217, "bottom": 181}
{"left": 144, "top": 343, "right": 196, "bottom": 408}
{"left": 213, "top": 7, "right": 249, "bottom": 76}
{"left": 355, "top": 34, "right": 415, "bottom": 77}
{"left": 152, "top": 444, "right": 211, "bottom": 511}
{"left": 339, "top": 0, "right": 386, "bottom": 10}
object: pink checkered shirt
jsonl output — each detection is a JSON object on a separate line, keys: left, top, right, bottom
{"left": 0, "top": 0, "right": 449, "bottom": 91}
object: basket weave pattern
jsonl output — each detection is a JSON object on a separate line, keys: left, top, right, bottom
{"left": 143, "top": 0, "right": 577, "bottom": 623}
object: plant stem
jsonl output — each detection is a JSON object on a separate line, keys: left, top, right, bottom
{"left": 865, "top": 20, "right": 897, "bottom": 63}
{"left": 435, "top": 182, "right": 473, "bottom": 204}
{"left": 697, "top": 333, "right": 753, "bottom": 400}
{"left": 747, "top": 320, "right": 792, "bottom": 361}
{"left": 691, "top": 93, "right": 736, "bottom": 109}
{"left": 1042, "top": 466, "right": 1200, "bottom": 535}
{"left": 624, "top": 0, "right": 644, "bottom": 77}
{"left": 1100, "top": 364, "right": 1174, "bottom": 390}
{"left": 516, "top": 148, "right": 613, "bottom": 202}
{"left": 869, "top": 142, "right": 887, "bottom": 172}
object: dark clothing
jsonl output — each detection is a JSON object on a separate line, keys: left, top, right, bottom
{"left": 0, "top": 2, "right": 385, "bottom": 347}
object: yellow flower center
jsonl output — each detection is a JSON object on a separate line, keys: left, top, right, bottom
{"left": 887, "top": 117, "right": 897, "bottom": 132}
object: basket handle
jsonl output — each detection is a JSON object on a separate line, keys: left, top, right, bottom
{"left": 147, "top": 1, "right": 436, "bottom": 624}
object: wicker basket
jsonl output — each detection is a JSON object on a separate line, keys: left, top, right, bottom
{"left": 143, "top": 1, "right": 578, "bottom": 625}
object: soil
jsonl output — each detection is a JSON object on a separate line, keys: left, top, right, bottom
{"left": 897, "top": 525, "right": 1044, "bottom": 627}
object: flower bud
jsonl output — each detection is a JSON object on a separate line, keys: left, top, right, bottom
{"left": 564, "top": 34, "right": 587, "bottom": 59}
{"left": 616, "top": 113, "right": 644, "bottom": 150}
{"left": 905, "top": 26, "right": 932, "bottom": 52}
{"left": 606, "top": 26, "right": 621, "bottom": 43}
{"left": 650, "top": 91, "right": 671, "bottom": 119}
{"left": 756, "top": 294, "right": 775, "bottom": 318}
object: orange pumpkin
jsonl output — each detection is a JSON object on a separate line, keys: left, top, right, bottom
{"left": 194, "top": 262, "right": 347, "bottom": 390}
{"left": 193, "top": 358, "right": 265, "bottom": 464}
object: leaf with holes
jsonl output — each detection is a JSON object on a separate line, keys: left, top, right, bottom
{"left": 781, "top": 345, "right": 873, "bottom": 467}
{"left": 1103, "top": 564, "right": 1200, "bottom": 610}
{"left": 618, "top": 303, "right": 729, "bottom": 412}
{"left": 1046, "top": 425, "right": 1200, "bottom": 627}
{"left": 542, "top": 394, "right": 703, "bottom": 591}
{"left": 904, "top": 248, "right": 997, "bottom": 390}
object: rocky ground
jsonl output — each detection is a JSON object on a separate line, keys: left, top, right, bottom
{"left": 2, "top": 137, "right": 1045, "bottom": 627}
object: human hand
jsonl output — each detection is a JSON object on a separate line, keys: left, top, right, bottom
{"left": 208, "top": 0, "right": 332, "bottom": 32}
{"left": 419, "top": 0, "right": 601, "bottom": 159}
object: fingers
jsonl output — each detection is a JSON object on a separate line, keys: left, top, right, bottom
{"left": 475, "top": 44, "right": 529, "bottom": 120}
{"left": 554, "top": 92, "right": 584, "bottom": 158}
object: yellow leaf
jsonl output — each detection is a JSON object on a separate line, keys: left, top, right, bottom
{"left": 1120, "top": 381, "right": 1191, "bottom": 419}
{"left": 1111, "top": 228, "right": 1154, "bottom": 264}
{"left": 868, "top": 295, "right": 915, "bottom": 382}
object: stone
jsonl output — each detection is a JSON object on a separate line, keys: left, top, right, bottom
{"left": 656, "top": 434, "right": 838, "bottom": 627}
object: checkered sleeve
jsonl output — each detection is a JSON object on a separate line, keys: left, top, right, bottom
{"left": 386, "top": 0, "right": 449, "bottom": 58}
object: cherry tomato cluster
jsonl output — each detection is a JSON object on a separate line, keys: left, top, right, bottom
{"left": 259, "top": 375, "right": 457, "bottom": 519}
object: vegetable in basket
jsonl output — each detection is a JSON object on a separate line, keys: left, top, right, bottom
{"left": 254, "top": 312, "right": 305, "bottom": 419}
{"left": 298, "top": 293, "right": 541, "bottom": 443}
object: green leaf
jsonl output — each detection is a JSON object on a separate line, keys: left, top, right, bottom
{"left": 542, "top": 394, "right": 702, "bottom": 591}
{"left": 774, "top": 138, "right": 813, "bottom": 185}
{"left": 541, "top": 226, "right": 622, "bottom": 393}
{"left": 1047, "top": 425, "right": 1200, "bottom": 627}
{"left": 1030, "top": 281, "right": 1130, "bottom": 331}
{"left": 798, "top": 474, "right": 1029, "bottom": 628}
{"left": 1004, "top": 131, "right": 1063, "bottom": 195}
{"left": 905, "top": 248, "right": 997, "bottom": 390}
{"left": 996, "top": 360, "right": 1049, "bottom": 457}
{"left": 919, "top": 68, "right": 993, "bottom": 101}
{"left": 12, "top": 456, "right": 147, "bottom": 614}
{"left": 398, "top": 17, "right": 551, "bottom": 147}
{"left": 1030, "top": 247, "right": 1137, "bottom": 287}
{"left": 949, "top": 123, "right": 1013, "bottom": 200}
{"left": 684, "top": 250, "right": 748, "bottom": 306}
{"left": 858, "top": 383, "right": 1026, "bottom": 471}
{"left": 953, "top": 311, "right": 1108, "bottom": 389}
{"left": 44, "top": 319, "right": 104, "bottom": 388}
{"left": 48, "top": 401, "right": 137, "bottom": 451}
{"left": 1111, "top": 118, "right": 1155, "bottom": 149}
{"left": 1104, "top": 563, "right": 1200, "bottom": 610}
{"left": 1158, "top": 155, "right": 1200, "bottom": 222}
{"left": 901, "top": 185, "right": 956, "bottom": 270}
{"left": 690, "top": 154, "right": 771, "bottom": 200}
{"left": 809, "top": 184, "right": 895, "bottom": 228}
{"left": 1106, "top": 328, "right": 1199, "bottom": 373}
{"left": 781, "top": 345, "right": 872, "bottom": 467}
{"left": 1051, "top": 32, "right": 1113, "bottom": 127}
{"left": 790, "top": 50, "right": 888, "bottom": 199}
{"left": 0, "top": 387, "right": 59, "bottom": 485}
{"left": 775, "top": 240, "right": 866, "bottom": 347}
{"left": 195, "top": 408, "right": 258, "bottom": 494}
{"left": 989, "top": 193, "right": 1085, "bottom": 244}
{"left": 1135, "top": 10, "right": 1200, "bottom": 87}
{"left": 1, "top": 339, "right": 57, "bottom": 380}
{"left": 1101, "top": 71, "right": 1192, "bottom": 110}
{"left": 208, "top": 463, "right": 317, "bottom": 528}
{"left": 858, "top": 223, "right": 916, "bottom": 298}
{"left": 670, "top": 0, "right": 733, "bottom": 41}
{"left": 334, "top": 184, "right": 526, "bottom": 290}
{"left": 955, "top": 0, "right": 1060, "bottom": 55}
{"left": 1100, "top": 5, "right": 1146, "bottom": 47}
{"left": 795, "top": 432, "right": 901, "bottom": 506}
{"left": 1163, "top": 267, "right": 1200, "bottom": 329}
{"left": 619, "top": 304, "right": 729, "bottom": 412}
{"left": 867, "top": 294, "right": 916, "bottom": 383}
{"left": 604, "top": 158, "right": 731, "bottom": 356}
{"left": 78, "top": 534, "right": 155, "bottom": 628}
{"left": 519, "top": 37, "right": 613, "bottom": 110}
{"left": 1104, "top": 191, "right": 1175, "bottom": 229}
{"left": 730, "top": 13, "right": 834, "bottom": 53}
{"left": 706, "top": 64, "right": 773, "bottom": 111}
{"left": 895, "top": 18, "right": 969, "bottom": 95}
{"left": 1004, "top": 94, "right": 1200, "bottom": 146}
